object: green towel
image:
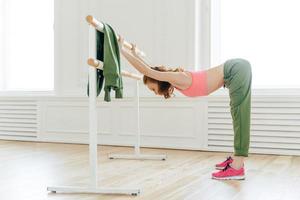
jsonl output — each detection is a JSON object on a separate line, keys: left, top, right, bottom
{"left": 87, "top": 23, "right": 123, "bottom": 102}
{"left": 102, "top": 23, "right": 123, "bottom": 102}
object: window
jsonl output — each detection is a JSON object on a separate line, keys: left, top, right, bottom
{"left": 212, "top": 0, "right": 300, "bottom": 88}
{"left": 0, "top": 0, "right": 54, "bottom": 91}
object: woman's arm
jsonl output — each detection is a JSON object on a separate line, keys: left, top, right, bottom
{"left": 126, "top": 44, "right": 154, "bottom": 69}
{"left": 122, "top": 48, "right": 185, "bottom": 83}
{"left": 119, "top": 39, "right": 185, "bottom": 84}
{"left": 120, "top": 48, "right": 153, "bottom": 77}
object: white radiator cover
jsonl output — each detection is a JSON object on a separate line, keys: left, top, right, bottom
{"left": 0, "top": 99, "right": 38, "bottom": 138}
{"left": 0, "top": 95, "right": 300, "bottom": 156}
{"left": 207, "top": 96, "right": 300, "bottom": 155}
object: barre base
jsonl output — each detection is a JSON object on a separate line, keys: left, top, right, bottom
{"left": 108, "top": 153, "right": 167, "bottom": 160}
{"left": 47, "top": 186, "right": 141, "bottom": 196}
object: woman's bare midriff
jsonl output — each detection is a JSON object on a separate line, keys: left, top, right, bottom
{"left": 206, "top": 64, "right": 224, "bottom": 94}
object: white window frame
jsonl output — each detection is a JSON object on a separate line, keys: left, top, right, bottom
{"left": 203, "top": 0, "right": 300, "bottom": 96}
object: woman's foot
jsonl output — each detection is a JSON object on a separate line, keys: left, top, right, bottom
{"left": 215, "top": 156, "right": 233, "bottom": 170}
{"left": 230, "top": 156, "right": 244, "bottom": 169}
{"left": 212, "top": 164, "right": 245, "bottom": 180}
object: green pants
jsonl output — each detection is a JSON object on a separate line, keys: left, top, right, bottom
{"left": 223, "top": 58, "right": 252, "bottom": 157}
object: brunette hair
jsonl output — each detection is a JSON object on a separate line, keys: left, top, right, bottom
{"left": 143, "top": 65, "right": 184, "bottom": 99}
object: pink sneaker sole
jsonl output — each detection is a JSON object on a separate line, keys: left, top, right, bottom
{"left": 212, "top": 175, "right": 245, "bottom": 180}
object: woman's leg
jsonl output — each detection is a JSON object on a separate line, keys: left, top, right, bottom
{"left": 223, "top": 58, "right": 252, "bottom": 168}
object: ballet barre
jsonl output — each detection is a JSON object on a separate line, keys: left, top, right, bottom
{"left": 47, "top": 15, "right": 166, "bottom": 197}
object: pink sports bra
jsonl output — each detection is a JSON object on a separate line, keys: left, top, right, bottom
{"left": 175, "top": 70, "right": 208, "bottom": 97}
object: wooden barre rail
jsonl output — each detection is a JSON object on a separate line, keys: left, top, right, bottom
{"left": 87, "top": 58, "right": 142, "bottom": 80}
{"left": 86, "top": 15, "right": 145, "bottom": 57}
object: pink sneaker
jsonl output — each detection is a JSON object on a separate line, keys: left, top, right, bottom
{"left": 215, "top": 156, "right": 233, "bottom": 170}
{"left": 212, "top": 164, "right": 245, "bottom": 180}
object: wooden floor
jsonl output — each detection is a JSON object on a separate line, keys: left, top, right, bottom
{"left": 0, "top": 140, "right": 300, "bottom": 200}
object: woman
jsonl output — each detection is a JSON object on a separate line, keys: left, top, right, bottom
{"left": 118, "top": 37, "right": 252, "bottom": 180}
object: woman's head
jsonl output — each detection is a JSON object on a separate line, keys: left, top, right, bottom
{"left": 143, "top": 66, "right": 184, "bottom": 99}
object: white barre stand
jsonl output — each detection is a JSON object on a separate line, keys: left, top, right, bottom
{"left": 47, "top": 16, "right": 143, "bottom": 196}
{"left": 89, "top": 59, "right": 167, "bottom": 161}
{"left": 108, "top": 74, "right": 167, "bottom": 161}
